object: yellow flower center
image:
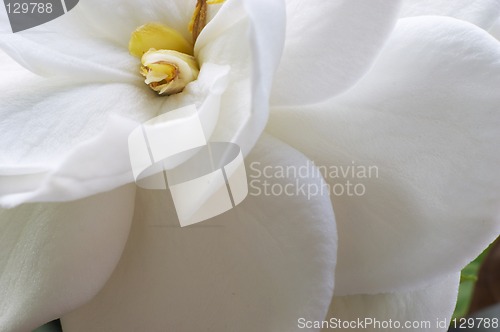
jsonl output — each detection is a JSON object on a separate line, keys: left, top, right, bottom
{"left": 140, "top": 49, "right": 199, "bottom": 95}
{"left": 128, "top": 0, "right": 225, "bottom": 96}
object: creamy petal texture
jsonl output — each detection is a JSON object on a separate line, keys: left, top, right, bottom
{"left": 0, "top": 62, "right": 231, "bottom": 206}
{"left": 68, "top": 0, "right": 196, "bottom": 46}
{"left": 0, "top": 185, "right": 135, "bottom": 332}
{"left": 196, "top": 0, "right": 285, "bottom": 154}
{"left": 1, "top": 0, "right": 285, "bottom": 155}
{"left": 0, "top": 50, "right": 159, "bottom": 166}
{"left": 401, "top": 0, "right": 500, "bottom": 29}
{"left": 0, "top": 52, "right": 159, "bottom": 206}
{"left": 61, "top": 134, "right": 337, "bottom": 332}
{"left": 0, "top": 0, "right": 192, "bottom": 83}
{"left": 1, "top": 0, "right": 195, "bottom": 45}
{"left": 271, "top": 0, "right": 401, "bottom": 106}
{"left": 0, "top": 32, "right": 137, "bottom": 83}
{"left": 0, "top": 0, "right": 285, "bottom": 204}
{"left": 0, "top": 5, "right": 13, "bottom": 32}
{"left": 269, "top": 17, "right": 500, "bottom": 295}
{"left": 0, "top": 116, "right": 139, "bottom": 207}
{"left": 490, "top": 17, "right": 500, "bottom": 40}
{"left": 325, "top": 273, "right": 460, "bottom": 332}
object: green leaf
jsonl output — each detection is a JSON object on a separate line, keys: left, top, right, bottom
{"left": 452, "top": 242, "right": 494, "bottom": 320}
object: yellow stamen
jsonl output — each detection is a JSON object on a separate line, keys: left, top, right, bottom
{"left": 129, "top": 0, "right": 225, "bottom": 96}
{"left": 189, "top": 0, "right": 226, "bottom": 42}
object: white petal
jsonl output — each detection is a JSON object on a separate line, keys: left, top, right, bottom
{"left": 0, "top": 48, "right": 236, "bottom": 206}
{"left": 0, "top": 185, "right": 135, "bottom": 332}
{"left": 0, "top": 116, "right": 138, "bottom": 207}
{"left": 326, "top": 273, "right": 460, "bottom": 332}
{"left": 61, "top": 134, "right": 337, "bottom": 332}
{"left": 196, "top": 0, "right": 285, "bottom": 154}
{"left": 271, "top": 0, "right": 402, "bottom": 106}
{"left": 0, "top": 6, "right": 11, "bottom": 33}
{"left": 268, "top": 17, "right": 500, "bottom": 295}
{"left": 0, "top": 32, "right": 137, "bottom": 83}
{"left": 158, "top": 61, "right": 231, "bottom": 150}
{"left": 0, "top": 74, "right": 152, "bottom": 168}
{"left": 2, "top": 0, "right": 195, "bottom": 45}
{"left": 490, "top": 17, "right": 500, "bottom": 40}
{"left": 400, "top": 0, "right": 500, "bottom": 29}
{"left": 0, "top": 51, "right": 161, "bottom": 205}
{"left": 68, "top": 0, "right": 196, "bottom": 46}
{"left": 2, "top": 0, "right": 285, "bottom": 159}
{"left": 0, "top": 0, "right": 194, "bottom": 81}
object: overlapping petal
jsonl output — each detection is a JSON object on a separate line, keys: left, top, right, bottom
{"left": 0, "top": 0, "right": 490, "bottom": 330}
{"left": 60, "top": 134, "right": 337, "bottom": 332}
{"left": 490, "top": 17, "right": 500, "bottom": 40}
{"left": 325, "top": 273, "right": 460, "bottom": 332}
{"left": 271, "top": 0, "right": 402, "bottom": 106}
{"left": 0, "top": 1, "right": 144, "bottom": 83}
{"left": 268, "top": 16, "right": 500, "bottom": 295}
{"left": 196, "top": 0, "right": 285, "bottom": 154}
{"left": 67, "top": 0, "right": 196, "bottom": 46}
{"left": 0, "top": 52, "right": 158, "bottom": 167}
{"left": 0, "top": 31, "right": 137, "bottom": 83}
{"left": 0, "top": 62, "right": 233, "bottom": 206}
{"left": 0, "top": 0, "right": 195, "bottom": 45}
{"left": 0, "top": 185, "right": 135, "bottom": 332}
{"left": 0, "top": 0, "right": 221, "bottom": 82}
{"left": 0, "top": 52, "right": 159, "bottom": 205}
{"left": 0, "top": 5, "right": 12, "bottom": 33}
{"left": 0, "top": 0, "right": 286, "bottom": 205}
{"left": 401, "top": 0, "right": 500, "bottom": 29}
{"left": 0, "top": 116, "right": 139, "bottom": 207}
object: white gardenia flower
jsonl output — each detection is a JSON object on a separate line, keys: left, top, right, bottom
{"left": 0, "top": 0, "right": 500, "bottom": 331}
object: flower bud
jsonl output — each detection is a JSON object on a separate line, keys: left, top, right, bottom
{"left": 141, "top": 49, "right": 199, "bottom": 95}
